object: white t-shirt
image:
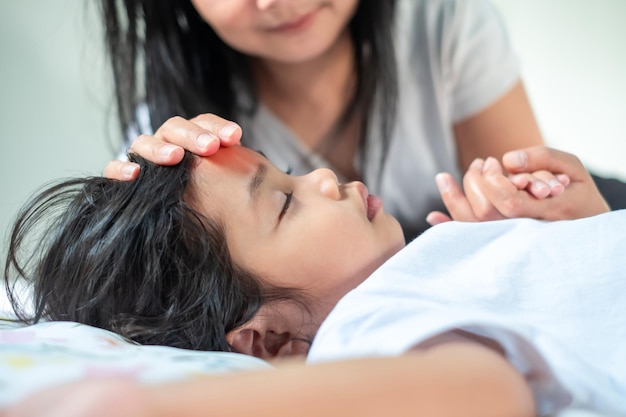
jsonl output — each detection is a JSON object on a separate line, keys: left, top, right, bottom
{"left": 307, "top": 211, "right": 626, "bottom": 416}
{"left": 241, "top": 0, "right": 520, "bottom": 238}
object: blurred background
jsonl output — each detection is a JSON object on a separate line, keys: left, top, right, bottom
{"left": 1, "top": 0, "right": 625, "bottom": 258}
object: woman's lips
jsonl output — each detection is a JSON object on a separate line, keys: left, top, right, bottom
{"left": 266, "top": 8, "right": 319, "bottom": 33}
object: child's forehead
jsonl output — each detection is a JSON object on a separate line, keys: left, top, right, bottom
{"left": 206, "top": 145, "right": 266, "bottom": 165}
{"left": 195, "top": 146, "right": 262, "bottom": 169}
{"left": 192, "top": 146, "right": 271, "bottom": 186}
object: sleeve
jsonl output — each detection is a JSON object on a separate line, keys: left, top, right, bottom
{"left": 439, "top": 0, "right": 522, "bottom": 122}
{"left": 309, "top": 303, "right": 573, "bottom": 417}
{"left": 457, "top": 324, "right": 573, "bottom": 417}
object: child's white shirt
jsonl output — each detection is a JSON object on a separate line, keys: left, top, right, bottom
{"left": 307, "top": 211, "right": 626, "bottom": 416}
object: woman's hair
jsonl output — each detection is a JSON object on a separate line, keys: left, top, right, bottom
{"left": 100, "top": 0, "right": 397, "bottom": 175}
{"left": 4, "top": 152, "right": 299, "bottom": 351}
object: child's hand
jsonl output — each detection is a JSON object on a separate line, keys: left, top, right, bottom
{"left": 426, "top": 146, "right": 609, "bottom": 225}
{"left": 508, "top": 170, "right": 570, "bottom": 199}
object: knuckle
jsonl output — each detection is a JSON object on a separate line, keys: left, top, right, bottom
{"left": 472, "top": 201, "right": 495, "bottom": 220}
{"left": 473, "top": 208, "right": 493, "bottom": 221}
{"left": 168, "top": 115, "right": 185, "bottom": 124}
{"left": 498, "top": 197, "right": 524, "bottom": 217}
{"left": 129, "top": 134, "right": 152, "bottom": 151}
{"left": 155, "top": 116, "right": 185, "bottom": 135}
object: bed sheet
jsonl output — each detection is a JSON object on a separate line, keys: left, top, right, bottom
{"left": 0, "top": 320, "right": 271, "bottom": 407}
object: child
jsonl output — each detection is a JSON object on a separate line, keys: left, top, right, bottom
{"left": 4, "top": 145, "right": 623, "bottom": 416}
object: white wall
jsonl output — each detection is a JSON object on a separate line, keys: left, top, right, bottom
{"left": 1, "top": 1, "right": 625, "bottom": 262}
{"left": 0, "top": 1, "right": 114, "bottom": 259}
{"left": 492, "top": 0, "right": 626, "bottom": 180}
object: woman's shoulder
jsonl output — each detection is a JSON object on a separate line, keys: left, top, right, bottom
{"left": 395, "top": 0, "right": 502, "bottom": 28}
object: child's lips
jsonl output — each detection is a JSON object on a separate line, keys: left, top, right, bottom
{"left": 366, "top": 195, "right": 382, "bottom": 221}
{"left": 355, "top": 182, "right": 381, "bottom": 221}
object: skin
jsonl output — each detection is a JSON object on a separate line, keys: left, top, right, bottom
{"left": 186, "top": 145, "right": 404, "bottom": 357}
{"left": 191, "top": 0, "right": 360, "bottom": 164}
{"left": 105, "top": 0, "right": 555, "bottom": 221}
{"left": 454, "top": 81, "right": 544, "bottom": 170}
{"left": 191, "top": 145, "right": 608, "bottom": 359}
{"left": 427, "top": 146, "right": 609, "bottom": 224}
{"left": 190, "top": 0, "right": 359, "bottom": 65}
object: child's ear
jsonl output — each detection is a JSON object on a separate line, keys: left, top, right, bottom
{"left": 226, "top": 305, "right": 311, "bottom": 360}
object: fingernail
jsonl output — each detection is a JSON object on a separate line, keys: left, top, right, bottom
{"left": 483, "top": 157, "right": 498, "bottom": 172}
{"left": 504, "top": 151, "right": 527, "bottom": 169}
{"left": 549, "top": 179, "right": 564, "bottom": 194}
{"left": 470, "top": 158, "right": 484, "bottom": 170}
{"left": 534, "top": 181, "right": 549, "bottom": 192}
{"left": 435, "top": 173, "right": 450, "bottom": 192}
{"left": 219, "top": 124, "right": 238, "bottom": 139}
{"left": 122, "top": 164, "right": 139, "bottom": 179}
{"left": 196, "top": 133, "right": 217, "bottom": 149}
{"left": 556, "top": 174, "right": 571, "bottom": 187}
{"left": 159, "top": 144, "right": 179, "bottom": 158}
{"left": 426, "top": 212, "right": 437, "bottom": 226}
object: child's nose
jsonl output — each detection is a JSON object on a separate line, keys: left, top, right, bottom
{"left": 307, "top": 168, "right": 340, "bottom": 199}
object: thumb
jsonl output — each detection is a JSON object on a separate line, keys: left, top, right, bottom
{"left": 503, "top": 146, "right": 586, "bottom": 180}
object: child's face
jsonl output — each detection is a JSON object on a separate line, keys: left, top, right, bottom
{"left": 190, "top": 146, "right": 404, "bottom": 310}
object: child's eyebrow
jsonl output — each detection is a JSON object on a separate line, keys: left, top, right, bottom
{"left": 248, "top": 163, "right": 268, "bottom": 208}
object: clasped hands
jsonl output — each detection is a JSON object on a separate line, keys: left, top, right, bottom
{"left": 426, "top": 146, "right": 610, "bottom": 225}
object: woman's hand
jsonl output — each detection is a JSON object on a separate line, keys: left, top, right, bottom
{"left": 104, "top": 114, "right": 242, "bottom": 180}
{"left": 426, "top": 146, "right": 610, "bottom": 225}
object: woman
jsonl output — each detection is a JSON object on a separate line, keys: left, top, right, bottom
{"left": 102, "top": 0, "right": 555, "bottom": 240}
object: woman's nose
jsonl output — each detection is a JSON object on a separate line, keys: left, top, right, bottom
{"left": 306, "top": 168, "right": 341, "bottom": 199}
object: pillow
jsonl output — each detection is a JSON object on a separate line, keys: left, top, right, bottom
{"left": 0, "top": 279, "right": 33, "bottom": 323}
{"left": 0, "top": 321, "right": 271, "bottom": 407}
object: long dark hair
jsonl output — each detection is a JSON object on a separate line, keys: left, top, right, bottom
{"left": 4, "top": 153, "right": 299, "bottom": 351}
{"left": 100, "top": 0, "right": 397, "bottom": 175}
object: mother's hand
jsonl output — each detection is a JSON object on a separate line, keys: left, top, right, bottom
{"left": 104, "top": 114, "right": 242, "bottom": 180}
{"left": 426, "top": 146, "right": 609, "bottom": 225}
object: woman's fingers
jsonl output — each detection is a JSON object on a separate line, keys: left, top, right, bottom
{"left": 133, "top": 114, "right": 242, "bottom": 163}
{"left": 503, "top": 146, "right": 584, "bottom": 180}
{"left": 189, "top": 114, "right": 242, "bottom": 146}
{"left": 104, "top": 114, "right": 243, "bottom": 180}
{"left": 103, "top": 160, "right": 140, "bottom": 181}
{"left": 129, "top": 134, "right": 186, "bottom": 165}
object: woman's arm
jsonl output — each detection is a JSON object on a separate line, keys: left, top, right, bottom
{"left": 2, "top": 343, "right": 533, "bottom": 417}
{"left": 454, "top": 81, "right": 544, "bottom": 171}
